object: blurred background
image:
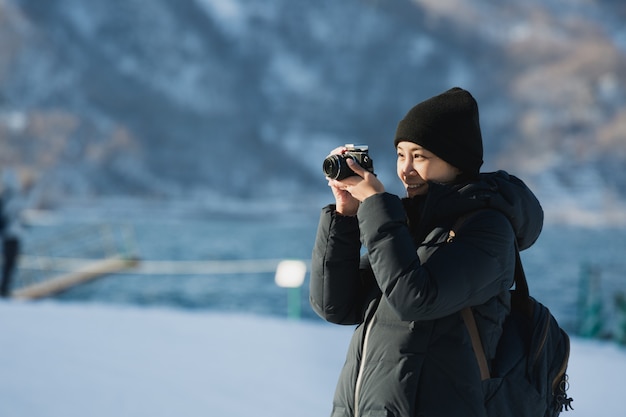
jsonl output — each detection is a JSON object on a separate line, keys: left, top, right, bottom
{"left": 1, "top": 0, "right": 625, "bottom": 341}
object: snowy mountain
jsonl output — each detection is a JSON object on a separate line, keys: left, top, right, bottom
{"left": 1, "top": 0, "right": 625, "bottom": 223}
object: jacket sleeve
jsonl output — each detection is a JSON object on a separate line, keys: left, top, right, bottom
{"left": 358, "top": 193, "right": 515, "bottom": 321}
{"left": 309, "top": 204, "right": 379, "bottom": 325}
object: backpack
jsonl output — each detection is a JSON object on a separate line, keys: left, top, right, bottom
{"left": 453, "top": 215, "right": 574, "bottom": 417}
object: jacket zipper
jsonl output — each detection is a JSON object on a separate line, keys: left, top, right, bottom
{"left": 533, "top": 315, "right": 572, "bottom": 401}
{"left": 354, "top": 315, "right": 376, "bottom": 417}
{"left": 553, "top": 340, "right": 570, "bottom": 393}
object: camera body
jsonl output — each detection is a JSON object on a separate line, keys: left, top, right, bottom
{"left": 323, "top": 144, "right": 374, "bottom": 180}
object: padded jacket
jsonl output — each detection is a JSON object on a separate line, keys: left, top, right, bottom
{"left": 310, "top": 171, "right": 544, "bottom": 417}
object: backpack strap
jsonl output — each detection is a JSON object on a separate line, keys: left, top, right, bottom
{"left": 510, "top": 243, "right": 535, "bottom": 319}
{"left": 461, "top": 248, "right": 530, "bottom": 382}
{"left": 461, "top": 307, "right": 490, "bottom": 380}
{"left": 449, "top": 211, "right": 491, "bottom": 380}
{"left": 450, "top": 209, "right": 527, "bottom": 381}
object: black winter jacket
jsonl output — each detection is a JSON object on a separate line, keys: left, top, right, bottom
{"left": 310, "top": 171, "right": 543, "bottom": 417}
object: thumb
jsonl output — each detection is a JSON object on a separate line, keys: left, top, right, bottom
{"left": 346, "top": 158, "right": 367, "bottom": 177}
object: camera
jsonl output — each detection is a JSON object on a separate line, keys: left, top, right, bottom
{"left": 323, "top": 144, "right": 374, "bottom": 180}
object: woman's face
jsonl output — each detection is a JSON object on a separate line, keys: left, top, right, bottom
{"left": 396, "top": 141, "right": 461, "bottom": 197}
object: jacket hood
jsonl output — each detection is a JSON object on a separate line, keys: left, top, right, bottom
{"left": 415, "top": 170, "right": 544, "bottom": 250}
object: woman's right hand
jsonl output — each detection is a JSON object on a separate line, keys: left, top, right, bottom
{"left": 328, "top": 179, "right": 360, "bottom": 216}
{"left": 326, "top": 147, "right": 360, "bottom": 216}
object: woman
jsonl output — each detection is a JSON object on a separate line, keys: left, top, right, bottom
{"left": 310, "top": 87, "right": 544, "bottom": 417}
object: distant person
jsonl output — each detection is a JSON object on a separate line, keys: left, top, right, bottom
{"left": 309, "top": 87, "right": 544, "bottom": 416}
{"left": 1, "top": 169, "right": 25, "bottom": 298}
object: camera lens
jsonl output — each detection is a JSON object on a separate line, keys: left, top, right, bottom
{"left": 322, "top": 155, "right": 342, "bottom": 179}
{"left": 323, "top": 154, "right": 356, "bottom": 180}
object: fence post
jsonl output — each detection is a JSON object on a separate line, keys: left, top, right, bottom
{"left": 275, "top": 260, "right": 307, "bottom": 320}
{"left": 614, "top": 292, "right": 626, "bottom": 345}
{"left": 578, "top": 262, "right": 604, "bottom": 339}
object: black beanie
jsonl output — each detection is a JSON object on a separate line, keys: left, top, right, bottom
{"left": 394, "top": 87, "right": 484, "bottom": 177}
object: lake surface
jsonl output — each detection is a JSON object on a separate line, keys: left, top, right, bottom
{"left": 14, "top": 202, "right": 626, "bottom": 337}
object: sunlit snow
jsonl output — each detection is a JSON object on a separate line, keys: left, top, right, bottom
{"left": 1, "top": 300, "right": 625, "bottom": 417}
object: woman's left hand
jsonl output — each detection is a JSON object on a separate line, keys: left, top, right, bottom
{"left": 328, "top": 158, "right": 385, "bottom": 202}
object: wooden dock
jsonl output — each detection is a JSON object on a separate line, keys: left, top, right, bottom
{"left": 13, "top": 256, "right": 140, "bottom": 300}
{"left": 13, "top": 251, "right": 310, "bottom": 301}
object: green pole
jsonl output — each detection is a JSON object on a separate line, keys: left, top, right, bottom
{"left": 287, "top": 287, "right": 301, "bottom": 320}
{"left": 578, "top": 263, "right": 603, "bottom": 339}
{"left": 615, "top": 292, "right": 626, "bottom": 345}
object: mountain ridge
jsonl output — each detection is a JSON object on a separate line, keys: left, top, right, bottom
{"left": 1, "top": 0, "right": 625, "bottom": 225}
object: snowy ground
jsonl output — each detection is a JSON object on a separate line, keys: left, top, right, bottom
{"left": 1, "top": 300, "right": 624, "bottom": 417}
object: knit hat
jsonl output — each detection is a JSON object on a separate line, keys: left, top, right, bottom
{"left": 394, "top": 87, "right": 484, "bottom": 177}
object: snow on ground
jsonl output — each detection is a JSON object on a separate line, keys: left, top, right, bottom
{"left": 0, "top": 300, "right": 624, "bottom": 417}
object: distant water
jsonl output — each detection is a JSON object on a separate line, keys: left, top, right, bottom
{"left": 15, "top": 203, "right": 626, "bottom": 336}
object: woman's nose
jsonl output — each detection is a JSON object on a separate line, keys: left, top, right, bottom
{"left": 401, "top": 160, "right": 416, "bottom": 177}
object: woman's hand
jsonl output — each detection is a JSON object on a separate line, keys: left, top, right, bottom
{"left": 326, "top": 147, "right": 385, "bottom": 216}
{"left": 328, "top": 179, "right": 360, "bottom": 216}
